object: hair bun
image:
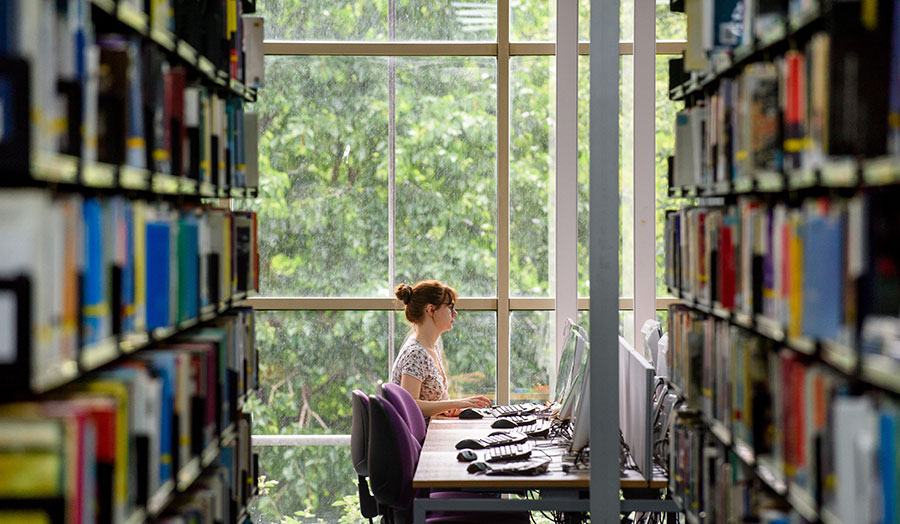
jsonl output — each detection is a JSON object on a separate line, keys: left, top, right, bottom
{"left": 395, "top": 283, "right": 413, "bottom": 305}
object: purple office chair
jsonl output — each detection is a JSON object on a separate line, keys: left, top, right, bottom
{"left": 381, "top": 383, "right": 427, "bottom": 445}
{"left": 368, "top": 395, "right": 528, "bottom": 524}
{"left": 351, "top": 390, "right": 381, "bottom": 522}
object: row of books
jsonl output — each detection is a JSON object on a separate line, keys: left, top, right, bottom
{"left": 672, "top": 3, "right": 894, "bottom": 186}
{"left": 663, "top": 189, "right": 900, "bottom": 349}
{"left": 671, "top": 411, "right": 817, "bottom": 524}
{"left": 158, "top": 447, "right": 258, "bottom": 524}
{"left": 0, "top": 0, "right": 263, "bottom": 188}
{"left": 0, "top": 189, "right": 258, "bottom": 395}
{"left": 0, "top": 311, "right": 258, "bottom": 524}
{"left": 667, "top": 305, "right": 900, "bottom": 524}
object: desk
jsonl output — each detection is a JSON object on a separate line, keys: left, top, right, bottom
{"left": 412, "top": 418, "right": 676, "bottom": 522}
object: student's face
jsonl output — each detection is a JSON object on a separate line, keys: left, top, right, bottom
{"left": 429, "top": 299, "right": 457, "bottom": 332}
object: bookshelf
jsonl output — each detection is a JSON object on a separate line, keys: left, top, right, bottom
{"left": 0, "top": 0, "right": 265, "bottom": 522}
{"left": 662, "top": 0, "right": 900, "bottom": 522}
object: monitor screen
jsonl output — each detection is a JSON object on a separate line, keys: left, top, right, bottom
{"left": 570, "top": 348, "right": 591, "bottom": 452}
{"left": 553, "top": 320, "right": 578, "bottom": 403}
{"left": 558, "top": 328, "right": 589, "bottom": 420}
{"left": 618, "top": 335, "right": 655, "bottom": 476}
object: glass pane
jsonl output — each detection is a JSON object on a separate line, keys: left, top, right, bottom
{"left": 257, "top": 0, "right": 497, "bottom": 41}
{"left": 511, "top": 0, "right": 553, "bottom": 41}
{"left": 575, "top": 310, "right": 631, "bottom": 342}
{"left": 621, "top": 310, "right": 635, "bottom": 345}
{"left": 656, "top": 1, "right": 687, "bottom": 40}
{"left": 579, "top": 0, "right": 631, "bottom": 41}
{"left": 393, "top": 311, "right": 497, "bottom": 400}
{"left": 577, "top": 56, "right": 633, "bottom": 299}
{"left": 655, "top": 55, "right": 693, "bottom": 298}
{"left": 396, "top": 1, "right": 497, "bottom": 41}
{"left": 510, "top": 311, "right": 554, "bottom": 404}
{"left": 257, "top": 0, "right": 388, "bottom": 41}
{"left": 621, "top": 0, "right": 634, "bottom": 41}
{"left": 251, "top": 445, "right": 357, "bottom": 523}
{"left": 510, "top": 56, "right": 553, "bottom": 297}
{"left": 246, "top": 311, "right": 390, "bottom": 435}
{"left": 580, "top": 0, "right": 590, "bottom": 41}
{"left": 395, "top": 58, "right": 497, "bottom": 297}
{"left": 236, "top": 57, "right": 389, "bottom": 297}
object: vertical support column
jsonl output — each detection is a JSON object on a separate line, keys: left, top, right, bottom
{"left": 590, "top": 0, "right": 620, "bottom": 520}
{"left": 634, "top": 0, "right": 657, "bottom": 348}
{"left": 387, "top": 0, "right": 397, "bottom": 370}
{"left": 556, "top": 0, "right": 578, "bottom": 365}
{"left": 497, "top": 0, "right": 511, "bottom": 406}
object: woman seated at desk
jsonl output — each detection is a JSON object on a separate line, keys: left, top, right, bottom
{"left": 391, "top": 280, "right": 491, "bottom": 419}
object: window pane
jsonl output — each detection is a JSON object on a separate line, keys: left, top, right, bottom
{"left": 395, "top": 58, "right": 497, "bottom": 297}
{"left": 237, "top": 57, "right": 389, "bottom": 297}
{"left": 510, "top": 312, "right": 554, "bottom": 404}
{"left": 257, "top": 0, "right": 388, "bottom": 41}
{"left": 511, "top": 0, "right": 553, "bottom": 41}
{"left": 510, "top": 56, "right": 553, "bottom": 297}
{"left": 251, "top": 445, "right": 356, "bottom": 523}
{"left": 247, "top": 311, "right": 390, "bottom": 435}
{"left": 396, "top": 1, "right": 497, "bottom": 41}
{"left": 393, "top": 311, "right": 497, "bottom": 400}
{"left": 257, "top": 0, "right": 497, "bottom": 41}
{"left": 656, "top": 1, "right": 687, "bottom": 40}
{"left": 655, "top": 55, "right": 693, "bottom": 298}
{"left": 621, "top": 310, "right": 635, "bottom": 345}
{"left": 578, "top": 56, "right": 633, "bottom": 299}
{"left": 575, "top": 310, "right": 631, "bottom": 342}
{"left": 621, "top": 0, "right": 634, "bottom": 41}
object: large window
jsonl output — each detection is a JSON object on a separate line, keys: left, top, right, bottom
{"left": 241, "top": 1, "right": 685, "bottom": 521}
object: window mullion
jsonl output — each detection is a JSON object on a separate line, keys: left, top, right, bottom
{"left": 497, "top": 0, "right": 511, "bottom": 406}
{"left": 388, "top": 0, "right": 397, "bottom": 376}
{"left": 555, "top": 0, "right": 578, "bottom": 368}
{"left": 634, "top": 0, "right": 656, "bottom": 344}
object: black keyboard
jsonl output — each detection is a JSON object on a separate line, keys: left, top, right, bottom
{"left": 518, "top": 419, "right": 552, "bottom": 437}
{"left": 492, "top": 403, "right": 538, "bottom": 417}
{"left": 486, "top": 442, "right": 533, "bottom": 462}
{"left": 455, "top": 432, "right": 528, "bottom": 450}
{"left": 491, "top": 416, "right": 537, "bottom": 428}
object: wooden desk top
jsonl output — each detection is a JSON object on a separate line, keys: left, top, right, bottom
{"left": 412, "top": 418, "right": 667, "bottom": 489}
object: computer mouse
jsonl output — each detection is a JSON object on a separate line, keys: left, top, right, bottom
{"left": 457, "top": 450, "right": 477, "bottom": 462}
{"left": 467, "top": 461, "right": 490, "bottom": 474}
{"left": 459, "top": 408, "right": 484, "bottom": 419}
{"left": 491, "top": 418, "right": 517, "bottom": 429}
{"left": 455, "top": 438, "right": 483, "bottom": 449}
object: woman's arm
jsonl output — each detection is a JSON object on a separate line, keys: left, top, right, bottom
{"left": 399, "top": 374, "right": 491, "bottom": 418}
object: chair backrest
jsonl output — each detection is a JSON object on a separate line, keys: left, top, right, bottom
{"left": 351, "top": 390, "right": 370, "bottom": 476}
{"left": 351, "top": 390, "right": 380, "bottom": 520}
{"left": 368, "top": 394, "right": 421, "bottom": 510}
{"left": 382, "top": 382, "right": 427, "bottom": 444}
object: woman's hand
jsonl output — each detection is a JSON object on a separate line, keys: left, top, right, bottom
{"left": 443, "top": 408, "right": 463, "bottom": 417}
{"left": 456, "top": 395, "right": 492, "bottom": 409}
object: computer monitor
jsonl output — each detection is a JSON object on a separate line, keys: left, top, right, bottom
{"left": 640, "top": 319, "right": 662, "bottom": 365}
{"left": 558, "top": 328, "right": 589, "bottom": 421}
{"left": 552, "top": 320, "right": 578, "bottom": 403}
{"left": 618, "top": 335, "right": 655, "bottom": 477}
{"left": 569, "top": 348, "right": 591, "bottom": 452}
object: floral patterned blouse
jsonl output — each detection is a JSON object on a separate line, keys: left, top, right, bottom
{"left": 390, "top": 338, "right": 449, "bottom": 402}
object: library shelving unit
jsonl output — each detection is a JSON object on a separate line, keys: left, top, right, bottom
{"left": 662, "top": 0, "right": 900, "bottom": 523}
{"left": 0, "top": 1, "right": 265, "bottom": 523}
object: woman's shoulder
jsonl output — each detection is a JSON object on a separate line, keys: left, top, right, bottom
{"left": 399, "top": 337, "right": 427, "bottom": 354}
